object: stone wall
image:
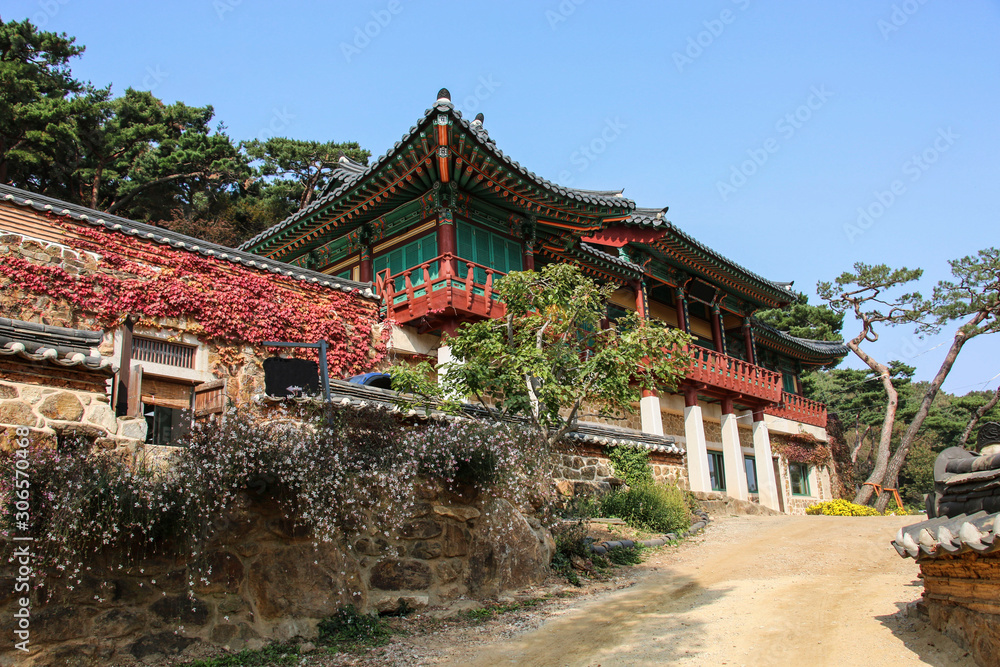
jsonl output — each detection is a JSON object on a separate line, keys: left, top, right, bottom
{"left": 552, "top": 441, "right": 687, "bottom": 491}
{"left": 919, "top": 553, "right": 1000, "bottom": 666}
{"left": 0, "top": 484, "right": 553, "bottom": 666}
{"left": 0, "top": 378, "right": 147, "bottom": 454}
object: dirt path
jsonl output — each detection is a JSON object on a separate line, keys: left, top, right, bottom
{"left": 424, "top": 515, "right": 974, "bottom": 667}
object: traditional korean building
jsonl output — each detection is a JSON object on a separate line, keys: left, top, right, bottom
{"left": 242, "top": 88, "right": 849, "bottom": 514}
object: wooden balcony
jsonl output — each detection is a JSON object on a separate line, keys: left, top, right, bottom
{"left": 765, "top": 391, "right": 828, "bottom": 428}
{"left": 375, "top": 253, "right": 506, "bottom": 329}
{"left": 686, "top": 346, "right": 783, "bottom": 404}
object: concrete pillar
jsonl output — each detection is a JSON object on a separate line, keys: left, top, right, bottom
{"left": 720, "top": 398, "right": 748, "bottom": 500}
{"left": 437, "top": 344, "right": 457, "bottom": 399}
{"left": 683, "top": 388, "right": 712, "bottom": 493}
{"left": 640, "top": 390, "right": 664, "bottom": 436}
{"left": 752, "top": 409, "right": 781, "bottom": 512}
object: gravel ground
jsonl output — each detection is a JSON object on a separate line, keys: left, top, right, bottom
{"left": 349, "top": 514, "right": 976, "bottom": 666}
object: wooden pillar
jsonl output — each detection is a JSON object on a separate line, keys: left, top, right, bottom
{"left": 634, "top": 280, "right": 648, "bottom": 320}
{"left": 359, "top": 246, "right": 373, "bottom": 283}
{"left": 711, "top": 305, "right": 724, "bottom": 354}
{"left": 676, "top": 287, "right": 689, "bottom": 333}
{"left": 524, "top": 240, "right": 535, "bottom": 271}
{"left": 437, "top": 208, "right": 456, "bottom": 277}
{"left": 115, "top": 316, "right": 135, "bottom": 417}
{"left": 743, "top": 317, "right": 757, "bottom": 365}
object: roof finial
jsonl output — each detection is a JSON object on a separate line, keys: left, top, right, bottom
{"left": 437, "top": 88, "right": 451, "bottom": 103}
{"left": 471, "top": 112, "right": 485, "bottom": 127}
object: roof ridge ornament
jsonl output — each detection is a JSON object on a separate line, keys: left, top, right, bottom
{"left": 436, "top": 88, "right": 451, "bottom": 103}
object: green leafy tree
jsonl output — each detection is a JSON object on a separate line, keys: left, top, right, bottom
{"left": 0, "top": 19, "right": 84, "bottom": 184}
{"left": 392, "top": 264, "right": 695, "bottom": 447}
{"left": 875, "top": 248, "right": 1000, "bottom": 511}
{"left": 241, "top": 137, "right": 370, "bottom": 213}
{"left": 756, "top": 291, "right": 845, "bottom": 343}
{"left": 817, "top": 263, "right": 926, "bottom": 506}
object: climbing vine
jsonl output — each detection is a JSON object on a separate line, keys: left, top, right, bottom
{"left": 771, "top": 434, "right": 831, "bottom": 466}
{"left": 0, "top": 219, "right": 388, "bottom": 376}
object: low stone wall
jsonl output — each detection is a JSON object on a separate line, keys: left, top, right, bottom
{"left": 0, "top": 484, "right": 553, "bottom": 666}
{"left": 552, "top": 442, "right": 687, "bottom": 491}
{"left": 918, "top": 553, "right": 1000, "bottom": 666}
{"left": 0, "top": 379, "right": 147, "bottom": 453}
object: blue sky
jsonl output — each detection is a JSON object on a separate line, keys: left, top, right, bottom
{"left": 7, "top": 0, "right": 1000, "bottom": 394}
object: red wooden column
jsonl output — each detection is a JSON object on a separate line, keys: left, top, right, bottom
{"left": 633, "top": 280, "right": 648, "bottom": 320}
{"left": 359, "top": 245, "right": 373, "bottom": 283}
{"left": 675, "top": 287, "right": 689, "bottom": 333}
{"left": 743, "top": 317, "right": 757, "bottom": 365}
{"left": 437, "top": 208, "right": 456, "bottom": 277}
{"left": 524, "top": 239, "right": 535, "bottom": 271}
{"left": 710, "top": 305, "right": 725, "bottom": 353}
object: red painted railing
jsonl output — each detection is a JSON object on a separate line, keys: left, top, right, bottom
{"left": 686, "top": 346, "right": 783, "bottom": 404}
{"left": 765, "top": 391, "right": 828, "bottom": 428}
{"left": 375, "top": 253, "right": 507, "bottom": 324}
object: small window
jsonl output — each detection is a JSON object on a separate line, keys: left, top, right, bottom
{"left": 133, "top": 337, "right": 196, "bottom": 369}
{"left": 144, "top": 403, "right": 187, "bottom": 446}
{"left": 708, "top": 451, "right": 726, "bottom": 491}
{"left": 745, "top": 456, "right": 758, "bottom": 494}
{"left": 789, "top": 462, "right": 811, "bottom": 496}
{"left": 782, "top": 372, "right": 797, "bottom": 394}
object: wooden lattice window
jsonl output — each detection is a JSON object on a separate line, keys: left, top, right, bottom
{"left": 133, "top": 336, "right": 196, "bottom": 369}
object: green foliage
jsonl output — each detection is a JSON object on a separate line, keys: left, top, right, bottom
{"left": 605, "top": 444, "right": 654, "bottom": 487}
{"left": 805, "top": 499, "right": 883, "bottom": 516}
{"left": 599, "top": 483, "right": 690, "bottom": 534}
{"left": 604, "top": 544, "right": 644, "bottom": 565}
{"left": 898, "top": 437, "right": 938, "bottom": 505}
{"left": 461, "top": 597, "right": 546, "bottom": 622}
{"left": 397, "top": 264, "right": 694, "bottom": 446}
{"left": 756, "top": 291, "right": 845, "bottom": 344}
{"left": 317, "top": 605, "right": 393, "bottom": 649}
{"left": 181, "top": 643, "right": 301, "bottom": 666}
{"left": 0, "top": 20, "right": 371, "bottom": 245}
{"left": 550, "top": 519, "right": 591, "bottom": 585}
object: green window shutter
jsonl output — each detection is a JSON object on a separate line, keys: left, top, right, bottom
{"left": 474, "top": 228, "right": 491, "bottom": 283}
{"left": 420, "top": 235, "right": 439, "bottom": 279}
{"left": 507, "top": 239, "right": 522, "bottom": 272}
{"left": 337, "top": 269, "right": 352, "bottom": 280}
{"left": 457, "top": 222, "right": 474, "bottom": 265}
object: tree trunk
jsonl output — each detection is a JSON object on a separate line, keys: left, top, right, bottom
{"left": 845, "top": 332, "right": 899, "bottom": 506}
{"left": 850, "top": 422, "right": 871, "bottom": 465}
{"left": 875, "top": 328, "right": 973, "bottom": 513}
{"left": 958, "top": 385, "right": 1000, "bottom": 447}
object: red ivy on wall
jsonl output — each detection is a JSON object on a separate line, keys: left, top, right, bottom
{"left": 0, "top": 220, "right": 388, "bottom": 377}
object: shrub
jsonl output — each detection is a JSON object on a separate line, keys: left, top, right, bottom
{"left": 604, "top": 544, "right": 644, "bottom": 565}
{"left": 0, "top": 405, "right": 556, "bottom": 595}
{"left": 605, "top": 444, "right": 654, "bottom": 487}
{"left": 317, "top": 605, "right": 392, "bottom": 648}
{"left": 805, "top": 499, "right": 883, "bottom": 516}
{"left": 599, "top": 483, "right": 690, "bottom": 534}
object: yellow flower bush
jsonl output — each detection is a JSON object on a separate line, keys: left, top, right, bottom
{"left": 805, "top": 499, "right": 883, "bottom": 516}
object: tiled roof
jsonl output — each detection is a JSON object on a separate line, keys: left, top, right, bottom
{"left": 240, "top": 93, "right": 636, "bottom": 251}
{"left": 892, "top": 510, "right": 1000, "bottom": 559}
{"left": 259, "top": 378, "right": 681, "bottom": 454}
{"left": 0, "top": 184, "right": 376, "bottom": 300}
{"left": 0, "top": 317, "right": 115, "bottom": 374}
{"left": 623, "top": 208, "right": 796, "bottom": 301}
{"left": 751, "top": 318, "right": 849, "bottom": 361}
